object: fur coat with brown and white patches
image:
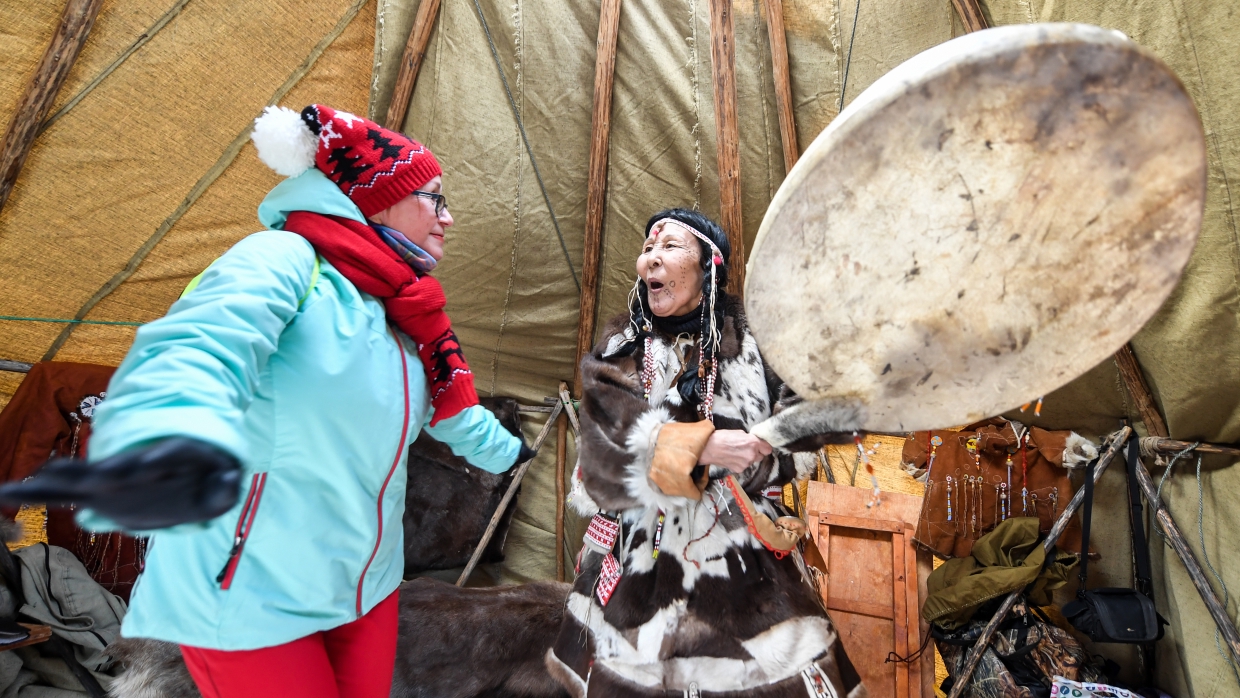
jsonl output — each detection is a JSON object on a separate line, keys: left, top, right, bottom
{"left": 548, "top": 296, "right": 865, "bottom": 698}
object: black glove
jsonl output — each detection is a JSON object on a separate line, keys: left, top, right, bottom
{"left": 0, "top": 438, "right": 242, "bottom": 530}
{"left": 515, "top": 442, "right": 538, "bottom": 467}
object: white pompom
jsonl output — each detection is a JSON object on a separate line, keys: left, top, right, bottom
{"left": 251, "top": 106, "right": 317, "bottom": 177}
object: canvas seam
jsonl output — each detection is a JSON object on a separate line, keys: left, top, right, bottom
{"left": 41, "top": 0, "right": 371, "bottom": 362}
{"left": 488, "top": 0, "right": 524, "bottom": 396}
{"left": 689, "top": 0, "right": 702, "bottom": 210}
{"left": 754, "top": 0, "right": 774, "bottom": 200}
{"left": 40, "top": 0, "right": 195, "bottom": 135}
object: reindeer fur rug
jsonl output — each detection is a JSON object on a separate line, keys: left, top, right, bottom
{"left": 106, "top": 578, "right": 570, "bottom": 698}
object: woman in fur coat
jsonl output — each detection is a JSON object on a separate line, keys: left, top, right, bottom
{"left": 547, "top": 209, "right": 866, "bottom": 698}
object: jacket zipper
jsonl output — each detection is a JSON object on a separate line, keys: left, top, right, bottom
{"left": 216, "top": 472, "right": 268, "bottom": 589}
{"left": 355, "top": 327, "right": 412, "bottom": 618}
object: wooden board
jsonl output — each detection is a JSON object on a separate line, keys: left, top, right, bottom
{"left": 806, "top": 481, "right": 933, "bottom": 698}
{"left": 0, "top": 624, "right": 52, "bottom": 652}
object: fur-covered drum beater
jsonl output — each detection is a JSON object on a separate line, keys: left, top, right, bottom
{"left": 746, "top": 23, "right": 1206, "bottom": 436}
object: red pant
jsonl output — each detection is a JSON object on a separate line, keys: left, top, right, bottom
{"left": 180, "top": 590, "right": 399, "bottom": 698}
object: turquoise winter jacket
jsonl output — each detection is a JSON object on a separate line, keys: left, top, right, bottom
{"left": 85, "top": 169, "right": 521, "bottom": 650}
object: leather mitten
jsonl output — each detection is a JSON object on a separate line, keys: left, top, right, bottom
{"left": 649, "top": 420, "right": 714, "bottom": 500}
{"left": 0, "top": 438, "right": 242, "bottom": 530}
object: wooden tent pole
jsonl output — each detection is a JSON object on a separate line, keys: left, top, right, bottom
{"left": 573, "top": 0, "right": 624, "bottom": 397}
{"left": 946, "top": 427, "right": 1131, "bottom": 698}
{"left": 457, "top": 400, "right": 563, "bottom": 586}
{"left": 0, "top": 0, "right": 104, "bottom": 213}
{"left": 708, "top": 0, "right": 745, "bottom": 296}
{"left": 950, "top": 0, "right": 989, "bottom": 33}
{"left": 1147, "top": 438, "right": 1240, "bottom": 458}
{"left": 383, "top": 0, "right": 443, "bottom": 130}
{"left": 763, "top": 0, "right": 798, "bottom": 173}
{"left": 1114, "top": 343, "right": 1170, "bottom": 438}
{"left": 1132, "top": 457, "right": 1240, "bottom": 666}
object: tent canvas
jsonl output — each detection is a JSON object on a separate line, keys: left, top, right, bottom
{"left": 1, "top": 0, "right": 1238, "bottom": 694}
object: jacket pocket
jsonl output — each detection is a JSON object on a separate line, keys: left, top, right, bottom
{"left": 216, "top": 472, "right": 268, "bottom": 589}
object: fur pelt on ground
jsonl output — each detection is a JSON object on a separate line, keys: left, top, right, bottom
{"left": 107, "top": 577, "right": 571, "bottom": 698}
{"left": 392, "top": 578, "right": 570, "bottom": 698}
{"left": 106, "top": 637, "right": 199, "bottom": 698}
{"left": 403, "top": 397, "right": 524, "bottom": 574}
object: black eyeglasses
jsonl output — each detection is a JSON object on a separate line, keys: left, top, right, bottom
{"left": 411, "top": 191, "right": 448, "bottom": 216}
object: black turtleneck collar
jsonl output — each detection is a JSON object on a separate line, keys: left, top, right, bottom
{"left": 651, "top": 305, "right": 702, "bottom": 337}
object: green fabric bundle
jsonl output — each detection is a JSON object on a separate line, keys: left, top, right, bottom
{"left": 924, "top": 517, "right": 1077, "bottom": 630}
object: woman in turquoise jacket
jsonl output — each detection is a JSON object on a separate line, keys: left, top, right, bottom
{"left": 0, "top": 105, "right": 527, "bottom": 698}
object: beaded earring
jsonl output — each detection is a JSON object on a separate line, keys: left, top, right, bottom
{"left": 925, "top": 435, "right": 942, "bottom": 495}
{"left": 945, "top": 476, "right": 954, "bottom": 522}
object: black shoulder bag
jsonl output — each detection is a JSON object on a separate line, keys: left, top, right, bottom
{"left": 1062, "top": 435, "right": 1166, "bottom": 643}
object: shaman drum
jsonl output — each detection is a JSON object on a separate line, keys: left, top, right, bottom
{"left": 746, "top": 23, "right": 1205, "bottom": 433}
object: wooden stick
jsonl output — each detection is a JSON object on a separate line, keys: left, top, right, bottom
{"left": 949, "top": 0, "right": 988, "bottom": 33}
{"left": 1146, "top": 438, "right": 1240, "bottom": 458}
{"left": 556, "top": 381, "right": 580, "bottom": 582}
{"left": 708, "top": 0, "right": 745, "bottom": 296}
{"left": 946, "top": 427, "right": 1131, "bottom": 698}
{"left": 0, "top": 361, "right": 33, "bottom": 374}
{"left": 763, "top": 0, "right": 798, "bottom": 173}
{"left": 558, "top": 383, "right": 582, "bottom": 436}
{"left": 1132, "top": 457, "right": 1240, "bottom": 665}
{"left": 383, "top": 0, "right": 442, "bottom": 130}
{"left": 555, "top": 408, "right": 568, "bottom": 582}
{"left": 457, "top": 401, "right": 564, "bottom": 586}
{"left": 1114, "top": 343, "right": 1170, "bottom": 438}
{"left": 0, "top": 0, "right": 104, "bottom": 213}
{"left": 573, "top": 0, "right": 624, "bottom": 397}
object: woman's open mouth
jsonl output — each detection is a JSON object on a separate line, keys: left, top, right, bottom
{"left": 648, "top": 280, "right": 665, "bottom": 292}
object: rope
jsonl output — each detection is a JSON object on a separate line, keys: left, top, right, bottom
{"left": 0, "top": 315, "right": 143, "bottom": 327}
{"left": 1154, "top": 441, "right": 1199, "bottom": 519}
{"left": 467, "top": 0, "right": 579, "bottom": 292}
{"left": 838, "top": 0, "right": 862, "bottom": 113}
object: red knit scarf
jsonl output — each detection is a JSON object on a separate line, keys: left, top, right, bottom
{"left": 284, "top": 211, "right": 476, "bottom": 426}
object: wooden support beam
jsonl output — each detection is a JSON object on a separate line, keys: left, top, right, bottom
{"left": 573, "top": 0, "right": 624, "bottom": 397}
{"left": 383, "top": 0, "right": 442, "bottom": 130}
{"left": 1147, "top": 438, "right": 1240, "bottom": 458}
{"left": 457, "top": 401, "right": 563, "bottom": 586}
{"left": 950, "top": 0, "right": 989, "bottom": 33}
{"left": 708, "top": 0, "right": 745, "bottom": 296}
{"left": 946, "top": 427, "right": 1131, "bottom": 698}
{"left": 0, "top": 361, "right": 33, "bottom": 374}
{"left": 1114, "top": 343, "right": 1170, "bottom": 438}
{"left": 0, "top": 0, "right": 104, "bottom": 213}
{"left": 763, "top": 0, "right": 798, "bottom": 173}
{"left": 1133, "top": 457, "right": 1240, "bottom": 666}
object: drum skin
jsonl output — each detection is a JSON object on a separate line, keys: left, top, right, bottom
{"left": 746, "top": 23, "right": 1206, "bottom": 432}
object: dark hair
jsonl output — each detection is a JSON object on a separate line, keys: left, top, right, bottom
{"left": 643, "top": 208, "right": 731, "bottom": 290}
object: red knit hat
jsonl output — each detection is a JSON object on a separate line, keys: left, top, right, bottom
{"left": 251, "top": 104, "right": 442, "bottom": 218}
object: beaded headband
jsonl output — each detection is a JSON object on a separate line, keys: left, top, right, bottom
{"left": 649, "top": 218, "right": 725, "bottom": 267}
